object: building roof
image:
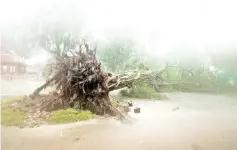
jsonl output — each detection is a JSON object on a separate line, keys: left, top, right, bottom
{"left": 1, "top": 53, "right": 26, "bottom": 65}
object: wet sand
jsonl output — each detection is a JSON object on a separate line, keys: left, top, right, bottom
{"left": 2, "top": 93, "right": 237, "bottom": 150}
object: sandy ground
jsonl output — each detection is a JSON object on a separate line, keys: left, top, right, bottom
{"left": 1, "top": 93, "right": 237, "bottom": 150}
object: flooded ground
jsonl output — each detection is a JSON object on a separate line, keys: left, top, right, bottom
{"left": 2, "top": 93, "right": 237, "bottom": 150}
{"left": 1, "top": 79, "right": 51, "bottom": 100}
{"left": 1, "top": 78, "right": 45, "bottom": 97}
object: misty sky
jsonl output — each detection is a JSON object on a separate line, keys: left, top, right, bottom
{"left": 2, "top": 0, "right": 237, "bottom": 58}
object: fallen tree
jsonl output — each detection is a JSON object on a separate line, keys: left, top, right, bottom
{"left": 31, "top": 39, "right": 123, "bottom": 115}
{"left": 31, "top": 39, "right": 199, "bottom": 116}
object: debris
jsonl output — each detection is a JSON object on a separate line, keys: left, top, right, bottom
{"left": 172, "top": 107, "right": 179, "bottom": 111}
{"left": 134, "top": 107, "right": 140, "bottom": 113}
{"left": 74, "top": 136, "right": 80, "bottom": 141}
{"left": 128, "top": 101, "right": 133, "bottom": 107}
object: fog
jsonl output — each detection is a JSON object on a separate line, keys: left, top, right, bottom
{"left": 1, "top": 1, "right": 237, "bottom": 149}
{"left": 1, "top": 0, "right": 237, "bottom": 64}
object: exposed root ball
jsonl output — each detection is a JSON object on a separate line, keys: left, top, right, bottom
{"left": 32, "top": 40, "right": 120, "bottom": 115}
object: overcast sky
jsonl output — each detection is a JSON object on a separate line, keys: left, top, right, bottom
{"left": 1, "top": 0, "right": 237, "bottom": 59}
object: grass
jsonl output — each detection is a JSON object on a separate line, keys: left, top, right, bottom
{"left": 1, "top": 97, "right": 95, "bottom": 126}
{"left": 1, "top": 96, "right": 27, "bottom": 127}
{"left": 47, "top": 109, "right": 95, "bottom": 124}
{"left": 1, "top": 109, "right": 26, "bottom": 127}
{"left": 1, "top": 96, "right": 24, "bottom": 107}
{"left": 120, "top": 86, "right": 168, "bottom": 100}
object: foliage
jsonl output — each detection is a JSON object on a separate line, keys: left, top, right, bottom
{"left": 120, "top": 86, "right": 168, "bottom": 100}
{"left": 161, "top": 65, "right": 220, "bottom": 92}
{"left": 1, "top": 109, "right": 26, "bottom": 127}
{"left": 47, "top": 109, "right": 95, "bottom": 124}
{"left": 123, "top": 57, "right": 150, "bottom": 71}
{"left": 164, "top": 67, "right": 182, "bottom": 81}
{"left": 99, "top": 35, "right": 137, "bottom": 72}
{"left": 210, "top": 49, "right": 237, "bottom": 72}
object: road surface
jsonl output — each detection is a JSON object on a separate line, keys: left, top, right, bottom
{"left": 2, "top": 93, "right": 237, "bottom": 150}
{"left": 1, "top": 79, "right": 48, "bottom": 100}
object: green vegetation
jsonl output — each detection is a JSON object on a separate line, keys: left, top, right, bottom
{"left": 1, "top": 97, "right": 26, "bottom": 127}
{"left": 47, "top": 109, "right": 95, "bottom": 124}
{"left": 99, "top": 35, "right": 136, "bottom": 72}
{"left": 1, "top": 109, "right": 26, "bottom": 127}
{"left": 211, "top": 49, "right": 237, "bottom": 72}
{"left": 2, "top": 2, "right": 237, "bottom": 105}
{"left": 120, "top": 86, "right": 168, "bottom": 100}
{"left": 1, "top": 96, "right": 24, "bottom": 107}
{"left": 1, "top": 97, "right": 95, "bottom": 127}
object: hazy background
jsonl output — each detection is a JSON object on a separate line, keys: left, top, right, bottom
{"left": 1, "top": 0, "right": 237, "bottom": 67}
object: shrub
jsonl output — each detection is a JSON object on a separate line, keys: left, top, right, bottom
{"left": 120, "top": 86, "right": 168, "bottom": 100}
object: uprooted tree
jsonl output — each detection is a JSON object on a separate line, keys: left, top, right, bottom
{"left": 31, "top": 37, "right": 204, "bottom": 116}
{"left": 31, "top": 39, "right": 119, "bottom": 115}
{"left": 30, "top": 37, "right": 172, "bottom": 116}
